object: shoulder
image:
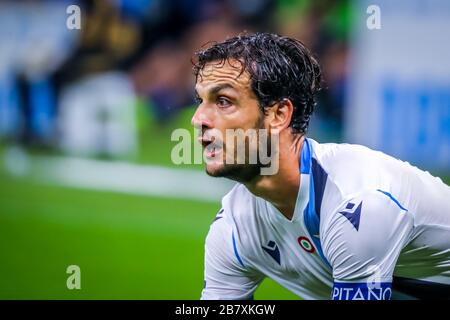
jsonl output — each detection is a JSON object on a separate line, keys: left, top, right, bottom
{"left": 202, "top": 187, "right": 264, "bottom": 299}
{"left": 310, "top": 139, "right": 389, "bottom": 190}
{"left": 222, "top": 183, "right": 256, "bottom": 212}
{"left": 307, "top": 140, "right": 416, "bottom": 281}
{"left": 205, "top": 183, "right": 260, "bottom": 268}
{"left": 219, "top": 183, "right": 259, "bottom": 230}
{"left": 308, "top": 138, "right": 409, "bottom": 209}
{"left": 320, "top": 188, "right": 414, "bottom": 281}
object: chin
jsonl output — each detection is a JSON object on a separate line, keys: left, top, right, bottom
{"left": 205, "top": 163, "right": 228, "bottom": 177}
{"left": 205, "top": 163, "right": 262, "bottom": 183}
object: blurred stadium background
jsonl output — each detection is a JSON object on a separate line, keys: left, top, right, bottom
{"left": 0, "top": 0, "right": 448, "bottom": 299}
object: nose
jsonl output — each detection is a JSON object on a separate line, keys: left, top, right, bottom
{"left": 191, "top": 104, "right": 213, "bottom": 129}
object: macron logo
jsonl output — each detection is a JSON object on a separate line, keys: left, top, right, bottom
{"left": 339, "top": 201, "right": 363, "bottom": 231}
{"left": 212, "top": 208, "right": 224, "bottom": 223}
{"left": 262, "top": 240, "right": 281, "bottom": 265}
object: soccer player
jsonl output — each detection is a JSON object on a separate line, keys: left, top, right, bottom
{"left": 191, "top": 33, "right": 450, "bottom": 300}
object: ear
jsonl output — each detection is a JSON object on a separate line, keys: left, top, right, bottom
{"left": 265, "top": 99, "right": 294, "bottom": 131}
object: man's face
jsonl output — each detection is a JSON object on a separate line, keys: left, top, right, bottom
{"left": 192, "top": 59, "right": 268, "bottom": 182}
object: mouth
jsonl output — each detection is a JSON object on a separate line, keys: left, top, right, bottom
{"left": 198, "top": 136, "right": 222, "bottom": 159}
{"left": 198, "top": 136, "right": 213, "bottom": 148}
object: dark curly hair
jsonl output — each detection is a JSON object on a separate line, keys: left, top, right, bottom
{"left": 192, "top": 32, "right": 322, "bottom": 134}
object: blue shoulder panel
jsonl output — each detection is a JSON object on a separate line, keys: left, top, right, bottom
{"left": 301, "top": 139, "right": 331, "bottom": 268}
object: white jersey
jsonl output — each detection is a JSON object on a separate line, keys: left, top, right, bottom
{"left": 201, "top": 138, "right": 450, "bottom": 300}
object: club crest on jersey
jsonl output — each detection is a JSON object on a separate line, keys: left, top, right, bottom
{"left": 339, "top": 201, "right": 363, "bottom": 231}
{"left": 297, "top": 236, "right": 315, "bottom": 253}
{"left": 262, "top": 240, "right": 281, "bottom": 264}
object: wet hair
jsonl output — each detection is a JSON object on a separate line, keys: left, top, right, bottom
{"left": 192, "top": 32, "right": 322, "bottom": 134}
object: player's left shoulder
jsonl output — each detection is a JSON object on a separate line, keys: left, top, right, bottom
{"left": 320, "top": 188, "right": 415, "bottom": 280}
{"left": 221, "top": 183, "right": 258, "bottom": 223}
{"left": 309, "top": 138, "right": 384, "bottom": 179}
{"left": 308, "top": 138, "right": 407, "bottom": 204}
{"left": 219, "top": 183, "right": 263, "bottom": 255}
{"left": 321, "top": 188, "right": 414, "bottom": 246}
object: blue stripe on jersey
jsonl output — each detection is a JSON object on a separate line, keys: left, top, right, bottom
{"left": 232, "top": 230, "right": 245, "bottom": 267}
{"left": 312, "top": 157, "right": 328, "bottom": 217}
{"left": 376, "top": 189, "right": 408, "bottom": 211}
{"left": 301, "top": 139, "right": 331, "bottom": 268}
{"left": 300, "top": 138, "right": 311, "bottom": 174}
{"left": 332, "top": 282, "right": 393, "bottom": 300}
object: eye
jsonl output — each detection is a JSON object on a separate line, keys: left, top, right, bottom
{"left": 217, "top": 96, "right": 232, "bottom": 108}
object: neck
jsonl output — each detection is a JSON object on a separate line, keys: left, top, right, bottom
{"left": 244, "top": 133, "right": 305, "bottom": 220}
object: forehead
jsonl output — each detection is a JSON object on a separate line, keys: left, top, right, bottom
{"left": 195, "top": 59, "right": 252, "bottom": 92}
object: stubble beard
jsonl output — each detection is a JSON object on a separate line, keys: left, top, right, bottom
{"left": 205, "top": 115, "right": 272, "bottom": 184}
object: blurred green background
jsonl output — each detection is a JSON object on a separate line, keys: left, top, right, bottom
{"left": 0, "top": 108, "right": 299, "bottom": 299}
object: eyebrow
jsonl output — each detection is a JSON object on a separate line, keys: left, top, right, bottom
{"left": 196, "top": 83, "right": 235, "bottom": 98}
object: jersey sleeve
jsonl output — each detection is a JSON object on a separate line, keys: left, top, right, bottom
{"left": 321, "top": 189, "right": 414, "bottom": 300}
{"left": 201, "top": 210, "right": 264, "bottom": 300}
